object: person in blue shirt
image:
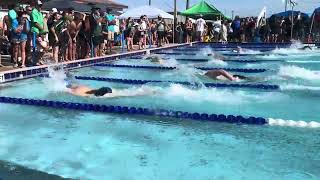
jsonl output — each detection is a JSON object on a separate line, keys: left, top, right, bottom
{"left": 11, "top": 11, "right": 21, "bottom": 68}
{"left": 231, "top": 16, "right": 241, "bottom": 42}
{"left": 18, "top": 10, "right": 30, "bottom": 68}
{"left": 105, "top": 8, "right": 116, "bottom": 53}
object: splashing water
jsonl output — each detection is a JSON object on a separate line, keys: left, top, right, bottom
{"left": 159, "top": 84, "right": 285, "bottom": 105}
{"left": 162, "top": 57, "right": 179, "bottom": 67}
{"left": 42, "top": 65, "right": 69, "bottom": 92}
{"left": 271, "top": 40, "right": 317, "bottom": 55}
{"left": 280, "top": 84, "right": 320, "bottom": 91}
{"left": 278, "top": 65, "right": 320, "bottom": 81}
{"left": 239, "top": 48, "right": 262, "bottom": 55}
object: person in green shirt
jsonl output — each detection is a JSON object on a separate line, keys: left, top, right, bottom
{"left": 31, "top": 2, "right": 44, "bottom": 35}
{"left": 30, "top": 0, "right": 47, "bottom": 65}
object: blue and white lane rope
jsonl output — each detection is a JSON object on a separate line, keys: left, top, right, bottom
{"left": 129, "top": 56, "right": 281, "bottom": 63}
{"left": 94, "top": 64, "right": 267, "bottom": 73}
{"left": 73, "top": 76, "right": 279, "bottom": 90}
{"left": 0, "top": 96, "right": 319, "bottom": 128}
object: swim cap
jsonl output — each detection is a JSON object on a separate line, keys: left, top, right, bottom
{"left": 86, "top": 87, "right": 113, "bottom": 96}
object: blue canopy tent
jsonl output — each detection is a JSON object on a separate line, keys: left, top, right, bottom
{"left": 314, "top": 7, "right": 320, "bottom": 14}
{"left": 271, "top": 10, "right": 309, "bottom": 18}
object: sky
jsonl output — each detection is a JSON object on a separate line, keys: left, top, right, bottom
{"left": 116, "top": 0, "right": 320, "bottom": 17}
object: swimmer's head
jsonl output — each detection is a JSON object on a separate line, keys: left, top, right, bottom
{"left": 207, "top": 53, "right": 213, "bottom": 56}
{"left": 86, "top": 87, "right": 113, "bottom": 96}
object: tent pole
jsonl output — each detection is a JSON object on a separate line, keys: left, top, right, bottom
{"left": 290, "top": 5, "right": 294, "bottom": 40}
{"left": 174, "top": 0, "right": 177, "bottom": 43}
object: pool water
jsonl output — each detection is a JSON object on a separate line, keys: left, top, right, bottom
{"left": 0, "top": 44, "right": 320, "bottom": 179}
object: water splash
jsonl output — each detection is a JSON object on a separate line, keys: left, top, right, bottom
{"left": 280, "top": 84, "right": 320, "bottom": 91}
{"left": 42, "top": 65, "right": 69, "bottom": 92}
{"left": 159, "top": 84, "right": 285, "bottom": 105}
{"left": 268, "top": 118, "right": 320, "bottom": 128}
{"left": 278, "top": 65, "right": 320, "bottom": 81}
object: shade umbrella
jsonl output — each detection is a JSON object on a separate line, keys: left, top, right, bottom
{"left": 181, "top": 0, "right": 227, "bottom": 19}
{"left": 0, "top": 0, "right": 49, "bottom": 5}
{"left": 119, "top": 5, "right": 173, "bottom": 19}
{"left": 43, "top": 0, "right": 127, "bottom": 12}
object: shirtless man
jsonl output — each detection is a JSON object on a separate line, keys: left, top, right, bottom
{"left": 67, "top": 84, "right": 156, "bottom": 98}
{"left": 67, "top": 85, "right": 112, "bottom": 97}
{"left": 144, "top": 54, "right": 165, "bottom": 64}
{"left": 68, "top": 12, "right": 83, "bottom": 60}
{"left": 204, "top": 69, "right": 249, "bottom": 81}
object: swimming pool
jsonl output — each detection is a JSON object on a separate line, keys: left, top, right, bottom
{"left": 0, "top": 43, "right": 320, "bottom": 180}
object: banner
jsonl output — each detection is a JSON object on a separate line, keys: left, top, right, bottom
{"left": 256, "top": 6, "right": 267, "bottom": 28}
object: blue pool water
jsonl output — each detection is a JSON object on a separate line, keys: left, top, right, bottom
{"left": 0, "top": 43, "right": 320, "bottom": 179}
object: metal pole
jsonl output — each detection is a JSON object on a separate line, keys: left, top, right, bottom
{"left": 285, "top": 0, "right": 288, "bottom": 11}
{"left": 174, "top": 0, "right": 177, "bottom": 43}
{"left": 232, "top": 10, "right": 234, "bottom": 20}
{"left": 149, "top": 0, "right": 151, "bottom": 6}
{"left": 186, "top": 0, "right": 189, "bottom": 10}
{"left": 291, "top": 6, "right": 294, "bottom": 40}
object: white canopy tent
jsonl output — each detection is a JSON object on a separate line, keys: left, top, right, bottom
{"left": 119, "top": 5, "right": 174, "bottom": 19}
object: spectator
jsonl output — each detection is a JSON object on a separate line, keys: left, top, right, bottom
{"left": 231, "top": 16, "right": 241, "bottom": 42}
{"left": 30, "top": 0, "right": 47, "bottom": 65}
{"left": 176, "top": 22, "right": 184, "bottom": 44}
{"left": 150, "top": 19, "right": 157, "bottom": 45}
{"left": 213, "top": 17, "right": 221, "bottom": 42}
{"left": 18, "top": 9, "right": 31, "bottom": 68}
{"left": 186, "top": 18, "right": 193, "bottom": 43}
{"left": 9, "top": 5, "right": 19, "bottom": 67}
{"left": 196, "top": 15, "right": 206, "bottom": 42}
{"left": 221, "top": 21, "right": 228, "bottom": 42}
{"left": 105, "top": 8, "right": 116, "bottom": 54}
{"left": 125, "top": 17, "right": 134, "bottom": 51}
{"left": 48, "top": 12, "right": 61, "bottom": 63}
{"left": 89, "top": 7, "right": 103, "bottom": 57}
{"left": 156, "top": 15, "right": 166, "bottom": 47}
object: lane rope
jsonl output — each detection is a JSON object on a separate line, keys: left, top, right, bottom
{"left": 94, "top": 64, "right": 267, "bottom": 73}
{"left": 1, "top": 96, "right": 319, "bottom": 128}
{"left": 73, "top": 76, "right": 279, "bottom": 90}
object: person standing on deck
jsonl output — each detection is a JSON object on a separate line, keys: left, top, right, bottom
{"left": 47, "top": 10, "right": 61, "bottom": 63}
{"left": 8, "top": 5, "right": 19, "bottom": 67}
{"left": 186, "top": 18, "right": 193, "bottom": 43}
{"left": 156, "top": 16, "right": 166, "bottom": 47}
{"left": 30, "top": 0, "right": 47, "bottom": 65}
{"left": 89, "top": 7, "right": 103, "bottom": 57}
{"left": 196, "top": 15, "right": 206, "bottom": 42}
{"left": 68, "top": 10, "right": 82, "bottom": 61}
{"left": 105, "top": 8, "right": 116, "bottom": 54}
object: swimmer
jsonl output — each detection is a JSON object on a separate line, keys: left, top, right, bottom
{"left": 144, "top": 54, "right": 165, "bottom": 64}
{"left": 66, "top": 85, "right": 113, "bottom": 97}
{"left": 207, "top": 53, "right": 227, "bottom": 61}
{"left": 298, "top": 46, "right": 312, "bottom": 51}
{"left": 204, "top": 69, "right": 251, "bottom": 81}
{"left": 66, "top": 83, "right": 156, "bottom": 98}
{"left": 232, "top": 46, "right": 243, "bottom": 53}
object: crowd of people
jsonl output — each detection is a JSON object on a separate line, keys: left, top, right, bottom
{"left": 176, "top": 13, "right": 314, "bottom": 44}
{"left": 0, "top": 0, "right": 319, "bottom": 68}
